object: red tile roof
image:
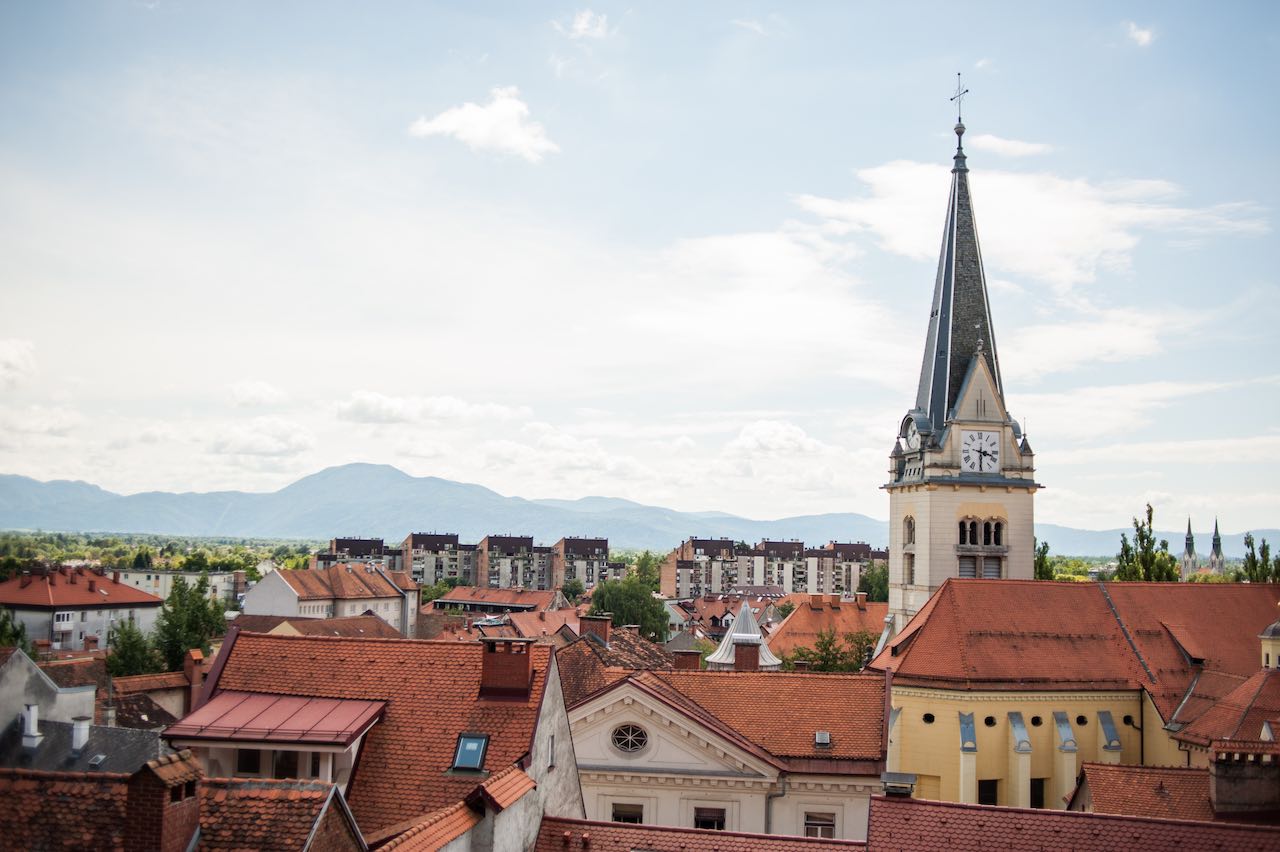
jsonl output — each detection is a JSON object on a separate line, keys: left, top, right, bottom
{"left": 473, "top": 764, "right": 536, "bottom": 811}
{"left": 431, "top": 587, "right": 558, "bottom": 611}
{"left": 866, "top": 795, "right": 1280, "bottom": 851}
{"left": 114, "top": 671, "right": 190, "bottom": 694}
{"left": 1176, "top": 669, "right": 1280, "bottom": 747}
{"left": 508, "top": 607, "right": 585, "bottom": 640}
{"left": 1072, "top": 763, "right": 1214, "bottom": 822}
{"left": 288, "top": 614, "right": 402, "bottom": 639}
{"left": 199, "top": 778, "right": 346, "bottom": 850}
{"left": 165, "top": 689, "right": 386, "bottom": 746}
{"left": 0, "top": 768, "right": 130, "bottom": 850}
{"left": 206, "top": 633, "right": 551, "bottom": 837}
{"left": 536, "top": 816, "right": 866, "bottom": 851}
{"left": 558, "top": 627, "right": 674, "bottom": 707}
{"left": 278, "top": 564, "right": 416, "bottom": 601}
{"left": 768, "top": 596, "right": 889, "bottom": 658}
{"left": 0, "top": 568, "right": 162, "bottom": 608}
{"left": 378, "top": 801, "right": 482, "bottom": 851}
{"left": 872, "top": 580, "right": 1280, "bottom": 722}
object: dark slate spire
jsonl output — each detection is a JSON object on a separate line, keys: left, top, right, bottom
{"left": 1184, "top": 518, "right": 1196, "bottom": 555}
{"left": 913, "top": 120, "right": 1005, "bottom": 432}
{"left": 1212, "top": 518, "right": 1223, "bottom": 557}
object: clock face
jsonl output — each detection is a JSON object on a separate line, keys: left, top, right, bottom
{"left": 905, "top": 420, "right": 921, "bottom": 451}
{"left": 960, "top": 430, "right": 1000, "bottom": 473}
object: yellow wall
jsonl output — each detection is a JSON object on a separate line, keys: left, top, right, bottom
{"left": 1141, "top": 690, "right": 1192, "bottom": 768}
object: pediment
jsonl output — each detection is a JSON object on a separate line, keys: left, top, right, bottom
{"left": 951, "top": 354, "right": 1008, "bottom": 425}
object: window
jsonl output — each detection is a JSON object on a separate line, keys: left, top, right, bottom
{"left": 904, "top": 553, "right": 915, "bottom": 586}
{"left": 903, "top": 516, "right": 916, "bottom": 546}
{"left": 983, "top": 522, "right": 992, "bottom": 546}
{"left": 1030, "top": 778, "right": 1046, "bottom": 809}
{"left": 612, "top": 724, "right": 648, "bottom": 753}
{"left": 982, "top": 557, "right": 1002, "bottom": 579}
{"left": 453, "top": 733, "right": 489, "bottom": 770}
{"left": 310, "top": 752, "right": 321, "bottom": 778}
{"left": 80, "top": 611, "right": 88, "bottom": 622}
{"left": 993, "top": 522, "right": 1003, "bottom": 546}
{"left": 611, "top": 803, "right": 643, "bottom": 824}
{"left": 804, "top": 812, "right": 835, "bottom": 839}
{"left": 978, "top": 779, "right": 999, "bottom": 806}
{"left": 170, "top": 785, "right": 184, "bottom": 803}
{"left": 272, "top": 749, "right": 298, "bottom": 779}
{"left": 235, "top": 749, "right": 261, "bottom": 775}
{"left": 548, "top": 733, "right": 556, "bottom": 770}
{"left": 958, "top": 556, "right": 977, "bottom": 578}
{"left": 54, "top": 611, "right": 74, "bottom": 626}
{"left": 694, "top": 808, "right": 726, "bottom": 831}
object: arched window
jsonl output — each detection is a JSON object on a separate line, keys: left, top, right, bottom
{"left": 994, "top": 522, "right": 1003, "bottom": 546}
{"left": 983, "top": 522, "right": 992, "bottom": 546}
{"left": 904, "top": 516, "right": 916, "bottom": 546}
{"left": 958, "top": 521, "right": 967, "bottom": 545}
{"left": 968, "top": 521, "right": 979, "bottom": 546}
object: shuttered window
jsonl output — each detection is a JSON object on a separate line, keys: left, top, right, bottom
{"left": 958, "top": 556, "right": 977, "bottom": 578}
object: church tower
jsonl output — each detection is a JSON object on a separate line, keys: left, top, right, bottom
{"left": 1209, "top": 518, "right": 1226, "bottom": 574}
{"left": 1180, "top": 518, "right": 1197, "bottom": 580}
{"left": 886, "top": 114, "right": 1039, "bottom": 631}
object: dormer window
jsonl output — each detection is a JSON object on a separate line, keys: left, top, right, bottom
{"left": 453, "top": 733, "right": 489, "bottom": 770}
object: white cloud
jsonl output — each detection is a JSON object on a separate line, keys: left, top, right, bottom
{"left": 967, "top": 133, "right": 1052, "bottom": 157}
{"left": 725, "top": 420, "right": 826, "bottom": 458}
{"left": 732, "top": 19, "right": 767, "bottom": 36}
{"left": 0, "top": 339, "right": 36, "bottom": 389}
{"left": 1126, "top": 21, "right": 1155, "bottom": 47}
{"left": 209, "top": 417, "right": 314, "bottom": 457}
{"left": 1053, "top": 434, "right": 1280, "bottom": 467}
{"left": 1002, "top": 306, "right": 1197, "bottom": 382}
{"left": 797, "top": 162, "right": 1266, "bottom": 291}
{"left": 0, "top": 404, "right": 81, "bottom": 437}
{"left": 337, "top": 391, "right": 531, "bottom": 424}
{"left": 400, "top": 439, "right": 453, "bottom": 460}
{"left": 553, "top": 10, "right": 612, "bottom": 40}
{"left": 409, "top": 86, "right": 559, "bottom": 163}
{"left": 229, "top": 379, "right": 286, "bottom": 407}
{"left": 975, "top": 58, "right": 992, "bottom": 69}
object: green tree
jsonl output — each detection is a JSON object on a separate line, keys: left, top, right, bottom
{"left": 0, "top": 607, "right": 34, "bottom": 656}
{"left": 561, "top": 578, "right": 585, "bottom": 604}
{"left": 1034, "top": 539, "right": 1053, "bottom": 581}
{"left": 1114, "top": 504, "right": 1180, "bottom": 582}
{"left": 181, "top": 550, "right": 210, "bottom": 573}
{"left": 1241, "top": 534, "right": 1275, "bottom": 583}
{"left": 633, "top": 551, "right": 663, "bottom": 592}
{"left": 858, "top": 563, "right": 888, "bottom": 602}
{"left": 0, "top": 555, "right": 21, "bottom": 583}
{"left": 589, "top": 575, "right": 669, "bottom": 642}
{"left": 788, "top": 628, "right": 876, "bottom": 672}
{"left": 131, "top": 547, "right": 154, "bottom": 570}
{"left": 775, "top": 600, "right": 796, "bottom": 620}
{"left": 106, "top": 619, "right": 162, "bottom": 677}
{"left": 154, "top": 573, "right": 224, "bottom": 671}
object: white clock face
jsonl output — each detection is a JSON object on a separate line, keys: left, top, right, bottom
{"left": 905, "top": 421, "right": 921, "bottom": 451}
{"left": 960, "top": 430, "right": 1000, "bottom": 473}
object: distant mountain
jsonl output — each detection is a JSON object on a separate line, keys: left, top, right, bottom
{"left": 0, "top": 464, "right": 1274, "bottom": 557}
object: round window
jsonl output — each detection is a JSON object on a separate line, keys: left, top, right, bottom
{"left": 612, "top": 724, "right": 648, "bottom": 753}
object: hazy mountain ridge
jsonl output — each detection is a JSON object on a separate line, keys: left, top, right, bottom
{"left": 0, "top": 465, "right": 1274, "bottom": 557}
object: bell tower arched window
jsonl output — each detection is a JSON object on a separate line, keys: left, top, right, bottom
{"left": 904, "top": 516, "right": 916, "bottom": 546}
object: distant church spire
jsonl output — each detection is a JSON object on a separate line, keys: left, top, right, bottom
{"left": 1209, "top": 518, "right": 1226, "bottom": 573}
{"left": 1181, "top": 518, "right": 1197, "bottom": 581}
{"left": 913, "top": 83, "right": 1003, "bottom": 432}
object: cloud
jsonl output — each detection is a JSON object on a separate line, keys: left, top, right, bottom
{"left": 337, "top": 391, "right": 531, "bottom": 424}
{"left": 975, "top": 58, "right": 992, "bottom": 69}
{"left": 209, "top": 417, "right": 314, "bottom": 457}
{"left": 1002, "top": 306, "right": 1197, "bottom": 382}
{"left": 553, "top": 10, "right": 612, "bottom": 40}
{"left": 400, "top": 439, "right": 453, "bottom": 460}
{"left": 0, "top": 339, "right": 36, "bottom": 389}
{"left": 796, "top": 162, "right": 1266, "bottom": 291}
{"left": 732, "top": 19, "right": 767, "bottom": 35}
{"left": 229, "top": 379, "right": 286, "bottom": 407}
{"left": 0, "top": 404, "right": 81, "bottom": 437}
{"left": 1126, "top": 21, "right": 1155, "bottom": 47}
{"left": 409, "top": 86, "right": 559, "bottom": 163}
{"left": 1053, "top": 434, "right": 1280, "bottom": 467}
{"left": 967, "top": 133, "right": 1052, "bottom": 157}
{"left": 725, "top": 420, "right": 826, "bottom": 458}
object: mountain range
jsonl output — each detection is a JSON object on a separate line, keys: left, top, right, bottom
{"left": 0, "top": 463, "right": 1274, "bottom": 558}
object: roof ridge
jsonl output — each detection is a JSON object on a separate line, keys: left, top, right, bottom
{"left": 870, "top": 795, "right": 1280, "bottom": 831}
{"left": 1229, "top": 668, "right": 1276, "bottom": 740}
{"left": 540, "top": 816, "right": 867, "bottom": 846}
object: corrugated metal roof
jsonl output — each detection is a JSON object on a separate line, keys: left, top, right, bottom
{"left": 164, "top": 690, "right": 385, "bottom": 746}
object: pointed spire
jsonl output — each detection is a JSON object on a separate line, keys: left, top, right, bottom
{"left": 913, "top": 94, "right": 1004, "bottom": 432}
{"left": 1212, "top": 518, "right": 1223, "bottom": 556}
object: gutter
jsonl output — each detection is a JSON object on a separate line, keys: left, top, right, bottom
{"left": 764, "top": 777, "right": 788, "bottom": 834}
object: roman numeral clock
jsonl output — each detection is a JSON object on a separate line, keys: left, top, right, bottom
{"left": 960, "top": 430, "right": 1000, "bottom": 473}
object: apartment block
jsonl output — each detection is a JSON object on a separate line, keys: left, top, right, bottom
{"left": 661, "top": 537, "right": 879, "bottom": 599}
{"left": 551, "top": 537, "right": 625, "bottom": 589}
{"left": 401, "top": 533, "right": 477, "bottom": 585}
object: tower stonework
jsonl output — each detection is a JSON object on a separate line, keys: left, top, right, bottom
{"left": 1181, "top": 519, "right": 1197, "bottom": 580}
{"left": 1209, "top": 519, "right": 1226, "bottom": 574}
{"left": 886, "top": 121, "right": 1039, "bottom": 632}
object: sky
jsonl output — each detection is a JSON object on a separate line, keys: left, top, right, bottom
{"left": 1, "top": 2, "right": 1277, "bottom": 534}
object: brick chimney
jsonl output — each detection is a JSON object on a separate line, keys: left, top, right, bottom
{"left": 20, "top": 571, "right": 31, "bottom": 588}
{"left": 809, "top": 595, "right": 823, "bottom": 611}
{"left": 855, "top": 591, "right": 867, "bottom": 610}
{"left": 112, "top": 571, "right": 121, "bottom": 585}
{"left": 674, "top": 650, "right": 701, "bottom": 671}
{"left": 83, "top": 635, "right": 99, "bottom": 652}
{"left": 579, "top": 614, "right": 612, "bottom": 646}
{"left": 125, "top": 751, "right": 203, "bottom": 852}
{"left": 479, "top": 638, "right": 535, "bottom": 698}
{"left": 733, "top": 641, "right": 759, "bottom": 672}
{"left": 828, "top": 594, "right": 841, "bottom": 609}
{"left": 183, "top": 649, "right": 204, "bottom": 713}
{"left": 88, "top": 579, "right": 97, "bottom": 593}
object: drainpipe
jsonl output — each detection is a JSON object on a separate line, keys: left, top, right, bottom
{"left": 764, "top": 777, "right": 788, "bottom": 834}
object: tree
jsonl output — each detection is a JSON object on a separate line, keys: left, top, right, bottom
{"left": 1114, "top": 504, "right": 1180, "bottom": 582}
{"left": 107, "top": 619, "right": 162, "bottom": 677}
{"left": 633, "top": 551, "right": 663, "bottom": 592}
{"left": 1241, "top": 534, "right": 1276, "bottom": 583}
{"left": 1034, "top": 539, "right": 1053, "bottom": 581}
{"left": 131, "top": 547, "right": 154, "bottom": 570}
{"left": 0, "top": 555, "right": 21, "bottom": 583}
{"left": 775, "top": 600, "right": 796, "bottom": 620}
{"left": 589, "top": 575, "right": 669, "bottom": 642}
{"left": 154, "top": 574, "right": 224, "bottom": 671}
{"left": 859, "top": 563, "right": 888, "bottom": 602}
{"left": 0, "top": 607, "right": 34, "bottom": 656}
{"left": 561, "top": 578, "right": 585, "bottom": 604}
{"left": 788, "top": 629, "right": 876, "bottom": 672}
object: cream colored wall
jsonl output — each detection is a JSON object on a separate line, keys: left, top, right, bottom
{"left": 770, "top": 776, "right": 877, "bottom": 841}
{"left": 890, "top": 688, "right": 1141, "bottom": 807}
{"left": 1141, "top": 690, "right": 1191, "bottom": 768}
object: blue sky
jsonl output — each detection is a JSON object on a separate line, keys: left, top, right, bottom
{"left": 1, "top": 2, "right": 1277, "bottom": 534}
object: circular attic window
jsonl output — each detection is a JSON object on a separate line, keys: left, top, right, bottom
{"left": 612, "top": 724, "right": 649, "bottom": 753}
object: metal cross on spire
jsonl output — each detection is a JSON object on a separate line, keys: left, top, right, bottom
{"left": 950, "top": 72, "right": 969, "bottom": 123}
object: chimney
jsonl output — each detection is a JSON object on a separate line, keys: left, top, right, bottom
{"left": 733, "top": 640, "right": 759, "bottom": 672}
{"left": 88, "top": 579, "right": 97, "bottom": 593}
{"left": 828, "top": 594, "right": 840, "bottom": 609}
{"left": 809, "top": 595, "right": 823, "bottom": 611}
{"left": 580, "top": 614, "right": 612, "bottom": 646}
{"left": 674, "top": 650, "right": 701, "bottom": 671}
{"left": 855, "top": 591, "right": 867, "bottom": 610}
{"left": 71, "top": 715, "right": 91, "bottom": 754}
{"left": 183, "top": 649, "right": 204, "bottom": 713}
{"left": 69, "top": 570, "right": 78, "bottom": 584}
{"left": 22, "top": 703, "right": 42, "bottom": 749}
{"left": 112, "top": 571, "right": 121, "bottom": 585}
{"left": 793, "top": 659, "right": 810, "bottom": 671}
{"left": 479, "top": 638, "right": 535, "bottom": 698}
{"left": 20, "top": 571, "right": 31, "bottom": 588}
{"left": 84, "top": 635, "right": 99, "bottom": 652}
{"left": 125, "top": 751, "right": 203, "bottom": 852}
{"left": 538, "top": 610, "right": 546, "bottom": 621}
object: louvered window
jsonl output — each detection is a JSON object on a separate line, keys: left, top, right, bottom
{"left": 982, "top": 557, "right": 1002, "bottom": 579}
{"left": 958, "top": 556, "right": 977, "bottom": 578}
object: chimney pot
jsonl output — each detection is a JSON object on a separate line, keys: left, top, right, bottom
{"left": 72, "top": 715, "right": 91, "bottom": 754}
{"left": 580, "top": 614, "right": 612, "bottom": 646}
{"left": 23, "top": 703, "right": 41, "bottom": 747}
{"left": 794, "top": 659, "right": 810, "bottom": 671}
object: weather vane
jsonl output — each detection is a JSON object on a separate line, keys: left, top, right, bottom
{"left": 950, "top": 72, "right": 969, "bottom": 123}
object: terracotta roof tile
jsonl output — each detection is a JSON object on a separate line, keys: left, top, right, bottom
{"left": 474, "top": 765, "right": 536, "bottom": 811}
{"left": 0, "top": 768, "right": 130, "bottom": 850}
{"left": 199, "top": 777, "right": 337, "bottom": 850}
{"left": 279, "top": 563, "right": 416, "bottom": 601}
{"left": 866, "top": 794, "right": 1280, "bottom": 852}
{"left": 558, "top": 628, "right": 674, "bottom": 707}
{"left": 114, "top": 671, "right": 190, "bottom": 694}
{"left": 431, "top": 587, "right": 558, "bottom": 611}
{"left": 536, "top": 816, "right": 866, "bottom": 851}
{"left": 288, "top": 614, "right": 401, "bottom": 639}
{"left": 208, "top": 633, "right": 550, "bottom": 837}
{"left": 507, "top": 608, "right": 584, "bottom": 640}
{"left": 145, "top": 749, "right": 204, "bottom": 786}
{"left": 0, "top": 568, "right": 163, "bottom": 608}
{"left": 230, "top": 614, "right": 296, "bottom": 633}
{"left": 1073, "top": 762, "right": 1214, "bottom": 822}
{"left": 768, "top": 597, "right": 888, "bottom": 658}
{"left": 1177, "top": 669, "right": 1280, "bottom": 746}
{"left": 378, "top": 801, "right": 482, "bottom": 851}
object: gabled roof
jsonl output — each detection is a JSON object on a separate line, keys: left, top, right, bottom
{"left": 431, "top": 586, "right": 559, "bottom": 611}
{"left": 537, "top": 816, "right": 866, "bottom": 851}
{"left": 0, "top": 568, "right": 162, "bottom": 608}
{"left": 866, "top": 794, "right": 1279, "bottom": 852}
{"left": 507, "top": 607, "right": 584, "bottom": 640}
{"left": 705, "top": 601, "right": 782, "bottom": 668}
{"left": 204, "top": 632, "right": 552, "bottom": 837}
{"left": 286, "top": 614, "right": 402, "bottom": 639}
{"left": 377, "top": 801, "right": 482, "bottom": 851}
{"left": 199, "top": 778, "right": 361, "bottom": 851}
{"left": 872, "top": 580, "right": 1280, "bottom": 723}
{"left": 558, "top": 627, "right": 674, "bottom": 707}
{"left": 769, "top": 595, "right": 889, "bottom": 658}
{"left": 1070, "top": 763, "right": 1213, "bottom": 822}
{"left": 1176, "top": 669, "right": 1280, "bottom": 747}
{"left": 0, "top": 717, "right": 167, "bottom": 773}
{"left": 278, "top": 564, "right": 415, "bottom": 601}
